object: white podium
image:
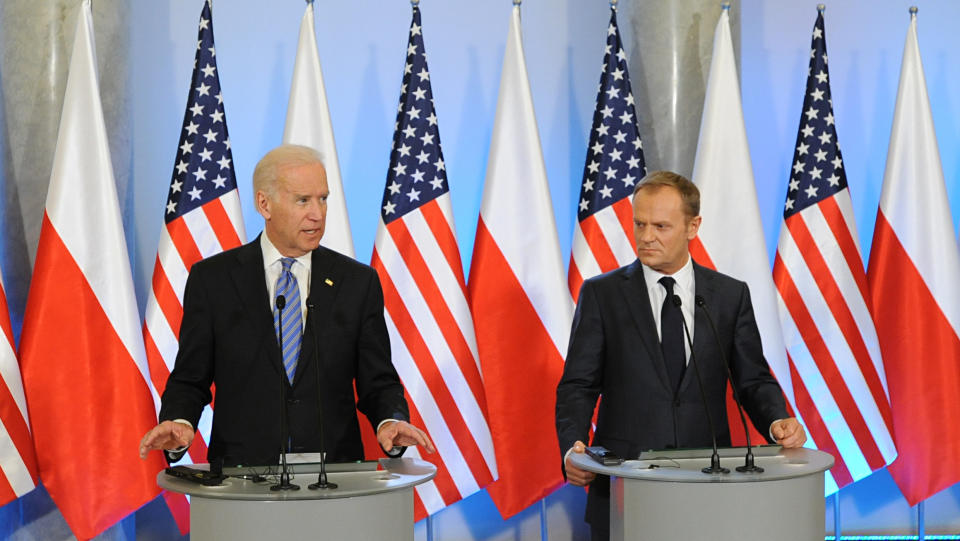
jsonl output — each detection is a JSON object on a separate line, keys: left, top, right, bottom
{"left": 570, "top": 446, "right": 833, "bottom": 541}
{"left": 158, "top": 458, "right": 436, "bottom": 540}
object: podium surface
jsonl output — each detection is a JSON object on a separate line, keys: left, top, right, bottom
{"left": 570, "top": 447, "right": 833, "bottom": 541}
{"left": 159, "top": 457, "right": 436, "bottom": 540}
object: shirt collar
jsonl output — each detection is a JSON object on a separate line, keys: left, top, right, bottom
{"left": 641, "top": 255, "right": 694, "bottom": 292}
{"left": 259, "top": 232, "right": 312, "bottom": 270}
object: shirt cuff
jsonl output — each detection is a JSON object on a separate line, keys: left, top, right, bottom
{"left": 169, "top": 419, "right": 193, "bottom": 453}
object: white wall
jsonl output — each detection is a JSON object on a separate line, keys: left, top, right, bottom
{"left": 129, "top": 0, "right": 960, "bottom": 537}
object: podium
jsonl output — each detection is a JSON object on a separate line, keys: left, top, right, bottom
{"left": 569, "top": 446, "right": 833, "bottom": 541}
{"left": 158, "top": 458, "right": 436, "bottom": 540}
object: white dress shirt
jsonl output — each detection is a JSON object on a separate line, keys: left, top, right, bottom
{"left": 642, "top": 256, "right": 695, "bottom": 364}
{"left": 261, "top": 233, "right": 312, "bottom": 328}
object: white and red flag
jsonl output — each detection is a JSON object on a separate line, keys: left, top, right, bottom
{"left": 141, "top": 0, "right": 245, "bottom": 532}
{"left": 18, "top": 1, "right": 166, "bottom": 538}
{"left": 689, "top": 7, "right": 794, "bottom": 444}
{"left": 568, "top": 7, "right": 645, "bottom": 301}
{"left": 867, "top": 11, "right": 960, "bottom": 506}
{"left": 773, "top": 10, "right": 896, "bottom": 495}
{"left": 0, "top": 272, "right": 37, "bottom": 506}
{"left": 468, "top": 4, "right": 572, "bottom": 518}
{"left": 283, "top": 1, "right": 353, "bottom": 257}
{"left": 370, "top": 5, "right": 496, "bottom": 520}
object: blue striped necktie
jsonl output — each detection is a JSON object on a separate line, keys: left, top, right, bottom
{"left": 274, "top": 257, "right": 302, "bottom": 383}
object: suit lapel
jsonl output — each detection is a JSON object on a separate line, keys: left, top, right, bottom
{"left": 230, "top": 236, "right": 284, "bottom": 378}
{"left": 292, "top": 246, "right": 344, "bottom": 387}
{"left": 622, "top": 261, "right": 672, "bottom": 392}
{"left": 679, "top": 261, "right": 719, "bottom": 394}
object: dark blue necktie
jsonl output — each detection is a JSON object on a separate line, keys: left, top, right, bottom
{"left": 659, "top": 276, "right": 685, "bottom": 393}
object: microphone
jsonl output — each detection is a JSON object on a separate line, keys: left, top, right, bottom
{"left": 695, "top": 295, "right": 763, "bottom": 473}
{"left": 673, "top": 295, "right": 728, "bottom": 474}
{"left": 306, "top": 299, "right": 337, "bottom": 490}
{"left": 271, "top": 294, "right": 299, "bottom": 491}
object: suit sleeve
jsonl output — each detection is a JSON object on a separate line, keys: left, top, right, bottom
{"left": 158, "top": 264, "right": 215, "bottom": 430}
{"left": 354, "top": 268, "right": 409, "bottom": 431}
{"left": 729, "top": 282, "right": 789, "bottom": 441}
{"left": 556, "top": 281, "right": 606, "bottom": 465}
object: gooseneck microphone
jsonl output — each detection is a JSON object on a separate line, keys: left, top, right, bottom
{"left": 672, "top": 295, "right": 728, "bottom": 474}
{"left": 306, "top": 299, "right": 337, "bottom": 490}
{"left": 271, "top": 294, "right": 299, "bottom": 491}
{"left": 695, "top": 295, "right": 763, "bottom": 473}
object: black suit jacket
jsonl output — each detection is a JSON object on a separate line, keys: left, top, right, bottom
{"left": 159, "top": 237, "right": 408, "bottom": 466}
{"left": 556, "top": 259, "right": 787, "bottom": 534}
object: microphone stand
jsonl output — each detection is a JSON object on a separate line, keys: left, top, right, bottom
{"left": 307, "top": 300, "right": 337, "bottom": 490}
{"left": 674, "top": 295, "right": 728, "bottom": 474}
{"left": 695, "top": 295, "right": 763, "bottom": 473}
{"left": 271, "top": 294, "right": 299, "bottom": 491}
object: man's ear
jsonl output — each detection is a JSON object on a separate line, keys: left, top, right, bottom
{"left": 255, "top": 190, "right": 270, "bottom": 220}
{"left": 687, "top": 215, "right": 702, "bottom": 239}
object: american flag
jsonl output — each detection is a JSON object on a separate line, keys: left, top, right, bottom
{"left": 568, "top": 8, "right": 645, "bottom": 301}
{"left": 142, "top": 0, "right": 245, "bottom": 531}
{"left": 772, "top": 10, "right": 896, "bottom": 493}
{"left": 0, "top": 275, "right": 37, "bottom": 505}
{"left": 370, "top": 6, "right": 496, "bottom": 520}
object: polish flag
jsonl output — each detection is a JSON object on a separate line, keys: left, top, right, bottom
{"left": 689, "top": 7, "right": 795, "bottom": 444}
{"left": 866, "top": 11, "right": 960, "bottom": 506}
{"left": 467, "top": 4, "right": 573, "bottom": 519}
{"left": 283, "top": 1, "right": 354, "bottom": 257}
{"left": 18, "top": 1, "right": 166, "bottom": 538}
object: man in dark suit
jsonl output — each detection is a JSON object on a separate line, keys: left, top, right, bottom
{"left": 556, "top": 171, "right": 805, "bottom": 540}
{"left": 140, "top": 144, "right": 432, "bottom": 466}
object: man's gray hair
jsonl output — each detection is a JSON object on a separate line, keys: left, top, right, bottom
{"left": 252, "top": 144, "right": 326, "bottom": 197}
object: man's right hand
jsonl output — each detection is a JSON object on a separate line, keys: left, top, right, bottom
{"left": 564, "top": 440, "right": 597, "bottom": 487}
{"left": 139, "top": 421, "right": 195, "bottom": 459}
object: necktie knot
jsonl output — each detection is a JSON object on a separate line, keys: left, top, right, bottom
{"left": 659, "top": 276, "right": 676, "bottom": 295}
{"left": 280, "top": 257, "right": 296, "bottom": 272}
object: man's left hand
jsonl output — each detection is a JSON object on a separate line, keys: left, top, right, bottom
{"left": 771, "top": 418, "right": 806, "bottom": 448}
{"left": 377, "top": 420, "right": 435, "bottom": 454}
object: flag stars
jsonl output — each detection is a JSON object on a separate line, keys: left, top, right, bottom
{"left": 591, "top": 141, "right": 604, "bottom": 155}
{"left": 407, "top": 43, "right": 418, "bottom": 56}
{"left": 832, "top": 156, "right": 843, "bottom": 169}
{"left": 827, "top": 173, "right": 840, "bottom": 187}
{"left": 408, "top": 107, "right": 421, "bottom": 120}
{"left": 176, "top": 160, "right": 189, "bottom": 175}
{"left": 613, "top": 131, "right": 627, "bottom": 144}
{"left": 384, "top": 201, "right": 397, "bottom": 215}
{"left": 626, "top": 156, "right": 641, "bottom": 169}
{"left": 171, "top": 179, "right": 183, "bottom": 193}
{"left": 203, "top": 128, "right": 218, "bottom": 144}
{"left": 180, "top": 140, "right": 193, "bottom": 154}
{"left": 430, "top": 176, "right": 444, "bottom": 190}
{"left": 605, "top": 86, "right": 620, "bottom": 100}
{"left": 398, "top": 143, "right": 412, "bottom": 157}
{"left": 411, "top": 169, "right": 426, "bottom": 183}
{"left": 804, "top": 185, "right": 819, "bottom": 198}
{"left": 583, "top": 178, "right": 595, "bottom": 192}
{"left": 412, "top": 86, "right": 427, "bottom": 101}
{"left": 793, "top": 160, "right": 805, "bottom": 174}
{"left": 426, "top": 112, "right": 438, "bottom": 126}
{"left": 185, "top": 121, "right": 199, "bottom": 135}
{"left": 814, "top": 149, "right": 828, "bottom": 162}
{"left": 406, "top": 188, "right": 421, "bottom": 202}
{"left": 785, "top": 198, "right": 794, "bottom": 211}
{"left": 811, "top": 88, "right": 824, "bottom": 102}
{"left": 801, "top": 124, "right": 815, "bottom": 138}
{"left": 196, "top": 83, "right": 211, "bottom": 97}
{"left": 612, "top": 67, "right": 624, "bottom": 81}
{"left": 597, "top": 124, "right": 610, "bottom": 137}
{"left": 789, "top": 178, "right": 800, "bottom": 192}
{"left": 804, "top": 106, "right": 819, "bottom": 120}
{"left": 410, "top": 22, "right": 421, "bottom": 36}
{"left": 403, "top": 125, "right": 417, "bottom": 139}
{"left": 812, "top": 26, "right": 823, "bottom": 40}
{"left": 579, "top": 199, "right": 589, "bottom": 212}
{"left": 192, "top": 167, "right": 207, "bottom": 182}
{"left": 212, "top": 175, "right": 227, "bottom": 189}
{"left": 619, "top": 110, "right": 633, "bottom": 126}
{"left": 815, "top": 70, "right": 828, "bottom": 84}
{"left": 610, "top": 148, "right": 623, "bottom": 162}
{"left": 190, "top": 103, "right": 204, "bottom": 116}
{"left": 217, "top": 156, "right": 231, "bottom": 170}
{"left": 417, "top": 68, "right": 430, "bottom": 82}
{"left": 603, "top": 166, "right": 617, "bottom": 180}
{"left": 188, "top": 186, "right": 203, "bottom": 200}
{"left": 201, "top": 63, "right": 216, "bottom": 78}
{"left": 809, "top": 166, "right": 823, "bottom": 180}
{"left": 622, "top": 173, "right": 636, "bottom": 187}
{"left": 825, "top": 112, "right": 835, "bottom": 126}
{"left": 587, "top": 161, "right": 600, "bottom": 174}
{"left": 818, "top": 131, "right": 832, "bottom": 145}
{"left": 199, "top": 148, "right": 213, "bottom": 162}
{"left": 210, "top": 109, "right": 224, "bottom": 123}
{"left": 434, "top": 158, "right": 445, "bottom": 171}
{"left": 601, "top": 105, "right": 614, "bottom": 119}
{"left": 420, "top": 132, "right": 434, "bottom": 146}
{"left": 797, "top": 142, "right": 809, "bottom": 156}
{"left": 600, "top": 185, "right": 613, "bottom": 198}
{"left": 393, "top": 163, "right": 407, "bottom": 177}
{"left": 416, "top": 150, "right": 430, "bottom": 164}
